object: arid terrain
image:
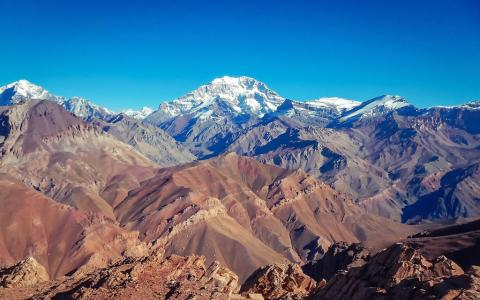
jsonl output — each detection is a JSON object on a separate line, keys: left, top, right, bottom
{"left": 0, "top": 78, "right": 479, "bottom": 299}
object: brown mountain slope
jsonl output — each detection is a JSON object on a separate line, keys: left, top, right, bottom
{"left": 0, "top": 174, "right": 147, "bottom": 279}
{"left": 407, "top": 218, "right": 480, "bottom": 271}
{"left": 114, "top": 153, "right": 414, "bottom": 281}
{"left": 0, "top": 100, "right": 157, "bottom": 217}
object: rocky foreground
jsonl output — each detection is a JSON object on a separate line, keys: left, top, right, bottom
{"left": 1, "top": 241, "right": 478, "bottom": 300}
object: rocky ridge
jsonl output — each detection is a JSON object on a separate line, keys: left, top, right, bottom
{"left": 0, "top": 252, "right": 243, "bottom": 300}
{"left": 314, "top": 243, "right": 478, "bottom": 300}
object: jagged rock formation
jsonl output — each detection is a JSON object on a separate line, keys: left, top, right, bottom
{"left": 241, "top": 263, "right": 318, "bottom": 299}
{"left": 0, "top": 257, "right": 49, "bottom": 288}
{"left": 313, "top": 243, "right": 472, "bottom": 300}
{"left": 302, "top": 242, "right": 371, "bottom": 281}
{"left": 440, "top": 266, "right": 480, "bottom": 300}
{"left": 2, "top": 241, "right": 478, "bottom": 300}
{"left": 0, "top": 253, "right": 243, "bottom": 300}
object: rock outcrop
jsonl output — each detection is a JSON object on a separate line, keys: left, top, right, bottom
{"left": 436, "top": 265, "right": 480, "bottom": 300}
{"left": 0, "top": 253, "right": 242, "bottom": 300}
{"left": 241, "top": 263, "right": 317, "bottom": 299}
{"left": 302, "top": 242, "right": 371, "bottom": 281}
{"left": 313, "top": 243, "right": 468, "bottom": 300}
{"left": 0, "top": 257, "right": 49, "bottom": 288}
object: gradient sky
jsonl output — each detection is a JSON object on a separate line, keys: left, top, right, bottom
{"left": 0, "top": 0, "right": 479, "bottom": 110}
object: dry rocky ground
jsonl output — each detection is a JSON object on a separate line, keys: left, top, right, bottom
{"left": 1, "top": 240, "right": 478, "bottom": 300}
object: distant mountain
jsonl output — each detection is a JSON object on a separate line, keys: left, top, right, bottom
{"left": 147, "top": 76, "right": 285, "bottom": 123}
{"left": 0, "top": 80, "right": 115, "bottom": 121}
{"left": 402, "top": 163, "right": 480, "bottom": 222}
{"left": 2, "top": 78, "right": 479, "bottom": 224}
{"left": 338, "top": 95, "right": 412, "bottom": 123}
{"left": 0, "top": 80, "right": 57, "bottom": 105}
{"left": 97, "top": 113, "right": 196, "bottom": 167}
{"left": 0, "top": 80, "right": 193, "bottom": 166}
{"left": 122, "top": 106, "right": 154, "bottom": 119}
{"left": 273, "top": 98, "right": 360, "bottom": 126}
{"left": 60, "top": 96, "right": 115, "bottom": 121}
{"left": 228, "top": 100, "right": 480, "bottom": 222}
{"left": 145, "top": 76, "right": 364, "bottom": 158}
{"left": 304, "top": 97, "right": 360, "bottom": 115}
{"left": 0, "top": 100, "right": 157, "bottom": 218}
{"left": 144, "top": 76, "right": 287, "bottom": 157}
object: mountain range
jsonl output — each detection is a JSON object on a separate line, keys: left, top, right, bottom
{"left": 1, "top": 77, "right": 479, "bottom": 223}
{"left": 0, "top": 77, "right": 479, "bottom": 299}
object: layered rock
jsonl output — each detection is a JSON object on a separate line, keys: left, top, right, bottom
{"left": 115, "top": 153, "right": 413, "bottom": 281}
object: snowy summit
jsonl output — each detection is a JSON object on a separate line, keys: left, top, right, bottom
{"left": 154, "top": 76, "right": 285, "bottom": 120}
{"left": 340, "top": 95, "right": 412, "bottom": 121}
{"left": 123, "top": 107, "right": 154, "bottom": 119}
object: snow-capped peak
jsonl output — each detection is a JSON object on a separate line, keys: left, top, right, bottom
{"left": 0, "top": 79, "right": 119, "bottom": 121}
{"left": 154, "top": 76, "right": 285, "bottom": 120}
{"left": 340, "top": 95, "right": 412, "bottom": 122}
{"left": 60, "top": 97, "right": 115, "bottom": 120}
{"left": 457, "top": 100, "right": 480, "bottom": 110}
{"left": 430, "top": 100, "right": 480, "bottom": 110}
{"left": 304, "top": 97, "right": 361, "bottom": 112}
{"left": 122, "top": 106, "right": 154, "bottom": 119}
{"left": 0, "top": 79, "right": 56, "bottom": 105}
{"left": 211, "top": 75, "right": 248, "bottom": 85}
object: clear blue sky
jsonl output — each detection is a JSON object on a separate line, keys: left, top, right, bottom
{"left": 1, "top": 0, "right": 479, "bottom": 110}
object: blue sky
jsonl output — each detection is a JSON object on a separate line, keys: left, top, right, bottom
{"left": 0, "top": 0, "right": 479, "bottom": 110}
